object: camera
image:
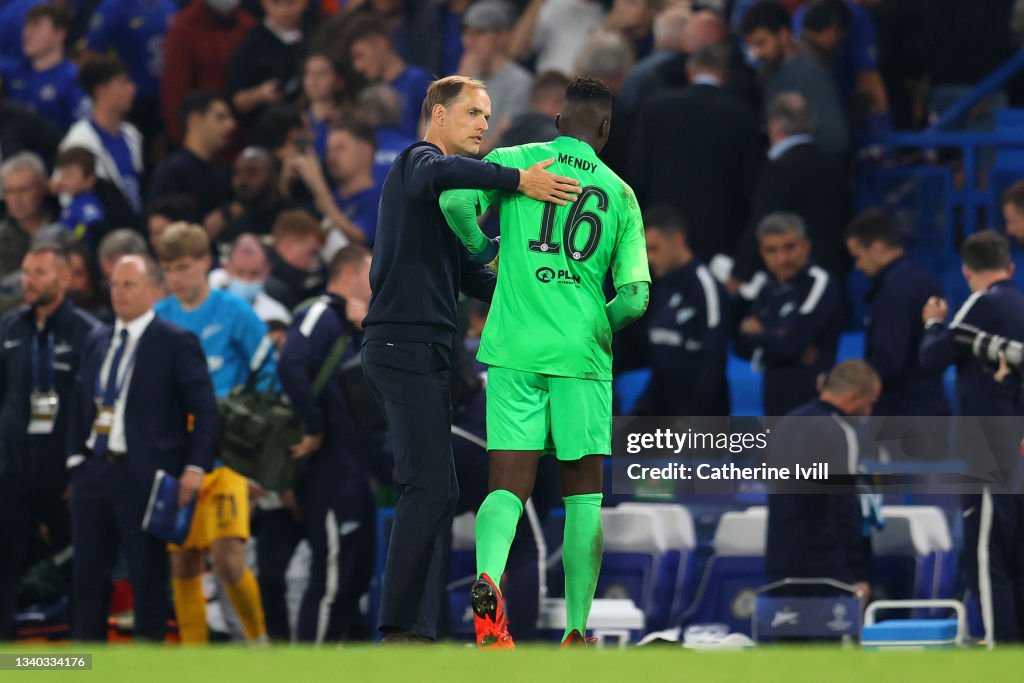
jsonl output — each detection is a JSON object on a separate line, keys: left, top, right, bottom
{"left": 951, "top": 323, "right": 1024, "bottom": 371}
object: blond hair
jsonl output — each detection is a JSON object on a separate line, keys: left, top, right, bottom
{"left": 157, "top": 222, "right": 210, "bottom": 262}
{"left": 421, "top": 76, "right": 487, "bottom": 124}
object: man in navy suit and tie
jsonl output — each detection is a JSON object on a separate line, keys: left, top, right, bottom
{"left": 67, "top": 254, "right": 218, "bottom": 642}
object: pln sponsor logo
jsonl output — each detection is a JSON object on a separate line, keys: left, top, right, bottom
{"left": 535, "top": 267, "right": 581, "bottom": 286}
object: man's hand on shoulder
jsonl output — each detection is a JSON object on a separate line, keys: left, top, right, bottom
{"left": 517, "top": 158, "right": 581, "bottom": 206}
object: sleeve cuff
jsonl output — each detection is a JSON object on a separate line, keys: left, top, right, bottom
{"left": 472, "top": 237, "right": 500, "bottom": 265}
{"left": 497, "top": 166, "right": 520, "bottom": 193}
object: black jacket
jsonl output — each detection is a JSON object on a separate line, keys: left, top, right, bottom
{"left": 0, "top": 300, "right": 98, "bottom": 492}
{"left": 630, "top": 83, "right": 762, "bottom": 262}
{"left": 734, "top": 141, "right": 850, "bottom": 281}
{"left": 363, "top": 142, "right": 518, "bottom": 347}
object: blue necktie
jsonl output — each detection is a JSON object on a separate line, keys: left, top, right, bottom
{"left": 94, "top": 328, "right": 129, "bottom": 456}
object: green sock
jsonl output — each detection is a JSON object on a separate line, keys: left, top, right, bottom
{"left": 475, "top": 489, "right": 524, "bottom": 591}
{"left": 562, "top": 493, "right": 603, "bottom": 641}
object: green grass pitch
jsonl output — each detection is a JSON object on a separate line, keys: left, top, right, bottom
{"left": 3, "top": 644, "right": 1022, "bottom": 683}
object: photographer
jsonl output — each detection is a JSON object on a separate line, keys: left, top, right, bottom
{"left": 919, "top": 229, "right": 1024, "bottom": 644}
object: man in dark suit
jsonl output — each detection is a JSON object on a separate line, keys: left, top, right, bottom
{"left": 732, "top": 92, "right": 850, "bottom": 286}
{"left": 0, "top": 244, "right": 98, "bottom": 640}
{"left": 67, "top": 254, "right": 218, "bottom": 642}
{"left": 630, "top": 44, "right": 762, "bottom": 264}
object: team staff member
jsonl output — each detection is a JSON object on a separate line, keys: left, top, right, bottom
{"left": 279, "top": 245, "right": 377, "bottom": 643}
{"left": 920, "top": 230, "right": 1024, "bottom": 644}
{"left": 845, "top": 208, "right": 950, "bottom": 416}
{"left": 735, "top": 212, "right": 843, "bottom": 415}
{"left": 154, "top": 222, "right": 270, "bottom": 644}
{"left": 362, "top": 75, "right": 580, "bottom": 643}
{"left": 766, "top": 360, "right": 881, "bottom": 597}
{"left": 635, "top": 205, "right": 730, "bottom": 416}
{"left": 0, "top": 244, "right": 98, "bottom": 640}
{"left": 68, "top": 255, "right": 218, "bottom": 641}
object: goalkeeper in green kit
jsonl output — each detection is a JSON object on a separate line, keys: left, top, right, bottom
{"left": 439, "top": 78, "right": 651, "bottom": 648}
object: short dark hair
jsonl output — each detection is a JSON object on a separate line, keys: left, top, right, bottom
{"left": 422, "top": 75, "right": 486, "bottom": 123}
{"left": 27, "top": 242, "right": 70, "bottom": 266}
{"left": 1001, "top": 180, "right": 1024, "bottom": 211}
{"left": 332, "top": 115, "right": 377, "bottom": 148}
{"left": 145, "top": 193, "right": 200, "bottom": 224}
{"left": 687, "top": 44, "right": 731, "bottom": 75}
{"left": 56, "top": 147, "right": 97, "bottom": 178}
{"left": 25, "top": 3, "right": 72, "bottom": 31}
{"left": 530, "top": 71, "right": 571, "bottom": 106}
{"left": 564, "top": 77, "right": 613, "bottom": 109}
{"left": 843, "top": 208, "right": 904, "bottom": 248}
{"left": 328, "top": 244, "right": 371, "bottom": 282}
{"left": 643, "top": 205, "right": 688, "bottom": 238}
{"left": 740, "top": 1, "right": 791, "bottom": 36}
{"left": 962, "top": 229, "right": 1012, "bottom": 272}
{"left": 801, "top": 0, "right": 852, "bottom": 34}
{"left": 78, "top": 56, "right": 129, "bottom": 98}
{"left": 344, "top": 15, "right": 391, "bottom": 47}
{"left": 177, "top": 91, "right": 225, "bottom": 134}
{"left": 251, "top": 105, "right": 304, "bottom": 151}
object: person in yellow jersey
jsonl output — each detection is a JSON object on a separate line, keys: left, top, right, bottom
{"left": 154, "top": 222, "right": 270, "bottom": 644}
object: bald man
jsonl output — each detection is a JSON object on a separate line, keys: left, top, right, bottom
{"left": 766, "top": 360, "right": 882, "bottom": 599}
{"left": 68, "top": 255, "right": 218, "bottom": 642}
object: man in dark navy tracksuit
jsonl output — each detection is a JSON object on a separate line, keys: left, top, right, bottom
{"left": 919, "top": 230, "right": 1024, "bottom": 644}
{"left": 734, "top": 212, "right": 843, "bottom": 416}
{"left": 361, "top": 76, "right": 579, "bottom": 642}
{"left": 766, "top": 360, "right": 881, "bottom": 597}
{"left": 631, "top": 205, "right": 730, "bottom": 416}
{"left": 278, "top": 245, "right": 378, "bottom": 643}
{"left": 0, "top": 244, "right": 98, "bottom": 639}
{"left": 845, "top": 209, "right": 950, "bottom": 416}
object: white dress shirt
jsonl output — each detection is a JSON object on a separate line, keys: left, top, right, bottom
{"left": 86, "top": 310, "right": 154, "bottom": 454}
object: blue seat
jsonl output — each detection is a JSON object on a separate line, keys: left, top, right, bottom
{"left": 727, "top": 351, "right": 763, "bottom": 416}
{"left": 871, "top": 509, "right": 955, "bottom": 619}
{"left": 597, "top": 508, "right": 668, "bottom": 631}
{"left": 677, "top": 509, "right": 767, "bottom": 636}
{"left": 614, "top": 368, "right": 651, "bottom": 415}
{"left": 617, "top": 503, "right": 698, "bottom": 630}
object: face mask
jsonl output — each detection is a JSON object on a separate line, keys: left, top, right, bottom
{"left": 206, "top": 0, "right": 240, "bottom": 14}
{"left": 227, "top": 278, "right": 264, "bottom": 303}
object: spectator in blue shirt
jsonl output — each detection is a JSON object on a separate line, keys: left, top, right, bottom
{"left": 794, "top": 0, "right": 890, "bottom": 134}
{"left": 60, "top": 57, "right": 142, "bottom": 220}
{"left": 54, "top": 146, "right": 106, "bottom": 248}
{"left": 355, "top": 84, "right": 416, "bottom": 188}
{"left": 346, "top": 15, "right": 433, "bottom": 139}
{"left": 302, "top": 50, "right": 351, "bottom": 162}
{"left": 290, "top": 116, "right": 380, "bottom": 249}
{"left": 2, "top": 4, "right": 85, "bottom": 132}
{"left": 83, "top": 0, "right": 177, "bottom": 143}
{"left": 0, "top": 0, "right": 46, "bottom": 64}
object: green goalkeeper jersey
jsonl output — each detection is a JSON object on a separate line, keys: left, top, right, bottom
{"left": 441, "top": 136, "right": 650, "bottom": 381}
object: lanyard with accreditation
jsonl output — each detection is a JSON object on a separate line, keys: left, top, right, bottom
{"left": 28, "top": 331, "right": 59, "bottom": 435}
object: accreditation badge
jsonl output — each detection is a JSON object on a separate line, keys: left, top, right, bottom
{"left": 93, "top": 403, "right": 115, "bottom": 436}
{"left": 27, "top": 391, "right": 59, "bottom": 435}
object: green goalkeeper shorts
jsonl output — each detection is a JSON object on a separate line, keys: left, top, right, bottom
{"left": 486, "top": 365, "right": 612, "bottom": 460}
